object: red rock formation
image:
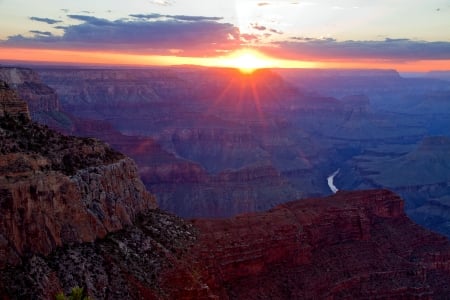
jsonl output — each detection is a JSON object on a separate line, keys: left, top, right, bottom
{"left": 0, "top": 107, "right": 156, "bottom": 269}
{"left": 182, "top": 189, "right": 450, "bottom": 299}
{"left": 0, "top": 153, "right": 156, "bottom": 268}
{"left": 1, "top": 188, "right": 450, "bottom": 298}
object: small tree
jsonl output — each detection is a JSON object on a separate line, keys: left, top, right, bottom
{"left": 55, "top": 286, "right": 91, "bottom": 300}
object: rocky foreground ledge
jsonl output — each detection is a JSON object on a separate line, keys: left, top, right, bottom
{"left": 0, "top": 82, "right": 156, "bottom": 270}
{"left": 1, "top": 189, "right": 449, "bottom": 299}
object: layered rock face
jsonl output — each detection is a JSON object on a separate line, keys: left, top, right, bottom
{"left": 0, "top": 67, "right": 59, "bottom": 115}
{"left": 0, "top": 81, "right": 30, "bottom": 119}
{"left": 36, "top": 68, "right": 333, "bottom": 218}
{"left": 189, "top": 189, "right": 450, "bottom": 299}
{"left": 1, "top": 190, "right": 450, "bottom": 299}
{"left": 71, "top": 119, "right": 300, "bottom": 218}
{"left": 341, "top": 136, "right": 450, "bottom": 237}
{"left": 151, "top": 162, "right": 300, "bottom": 218}
{"left": 0, "top": 67, "right": 72, "bottom": 133}
{"left": 0, "top": 97, "right": 156, "bottom": 268}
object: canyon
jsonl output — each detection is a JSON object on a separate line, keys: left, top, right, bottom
{"left": 0, "top": 77, "right": 450, "bottom": 298}
{"left": 20, "top": 66, "right": 449, "bottom": 238}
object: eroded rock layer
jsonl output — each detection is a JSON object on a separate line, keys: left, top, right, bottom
{"left": 0, "top": 81, "right": 30, "bottom": 119}
{"left": 1, "top": 190, "right": 449, "bottom": 299}
{"left": 0, "top": 99, "right": 156, "bottom": 269}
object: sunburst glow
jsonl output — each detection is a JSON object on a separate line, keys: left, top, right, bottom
{"left": 216, "top": 49, "right": 276, "bottom": 74}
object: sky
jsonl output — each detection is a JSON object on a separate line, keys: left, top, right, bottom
{"left": 1, "top": 0, "right": 450, "bottom": 71}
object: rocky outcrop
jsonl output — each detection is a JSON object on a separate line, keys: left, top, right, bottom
{"left": 343, "top": 135, "right": 450, "bottom": 237}
{"left": 188, "top": 189, "right": 450, "bottom": 299}
{"left": 0, "top": 67, "right": 71, "bottom": 133}
{"left": 0, "top": 109, "right": 156, "bottom": 268}
{"left": 0, "top": 81, "right": 30, "bottom": 119}
{"left": 0, "top": 210, "right": 198, "bottom": 299}
{"left": 0, "top": 67, "right": 59, "bottom": 114}
{"left": 0, "top": 156, "right": 155, "bottom": 268}
{"left": 2, "top": 190, "right": 450, "bottom": 299}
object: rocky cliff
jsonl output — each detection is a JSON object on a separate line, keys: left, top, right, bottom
{"left": 187, "top": 189, "right": 450, "bottom": 299}
{"left": 1, "top": 190, "right": 450, "bottom": 299}
{"left": 0, "top": 81, "right": 30, "bottom": 119}
{"left": 0, "top": 91, "right": 156, "bottom": 269}
{"left": 0, "top": 67, "right": 74, "bottom": 134}
{"left": 0, "top": 67, "right": 59, "bottom": 115}
{"left": 341, "top": 136, "right": 450, "bottom": 237}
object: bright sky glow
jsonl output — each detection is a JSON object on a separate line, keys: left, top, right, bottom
{"left": 0, "top": 0, "right": 449, "bottom": 71}
{"left": 215, "top": 49, "right": 276, "bottom": 74}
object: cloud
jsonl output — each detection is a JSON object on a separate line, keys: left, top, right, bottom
{"left": 251, "top": 23, "right": 266, "bottom": 31}
{"left": 290, "top": 37, "right": 336, "bottom": 42}
{"left": 170, "top": 15, "right": 223, "bottom": 22}
{"left": 129, "top": 14, "right": 222, "bottom": 22}
{"left": 269, "top": 28, "right": 283, "bottom": 35}
{"left": 29, "top": 30, "right": 53, "bottom": 37}
{"left": 268, "top": 38, "right": 450, "bottom": 61}
{"left": 29, "top": 17, "right": 62, "bottom": 25}
{"left": 129, "top": 13, "right": 165, "bottom": 20}
{"left": 3, "top": 14, "right": 241, "bottom": 56}
{"left": 250, "top": 23, "right": 283, "bottom": 35}
{"left": 67, "top": 14, "right": 112, "bottom": 26}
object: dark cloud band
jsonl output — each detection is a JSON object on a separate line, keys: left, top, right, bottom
{"left": 269, "top": 38, "right": 450, "bottom": 60}
{"left": 29, "top": 17, "right": 62, "bottom": 25}
{"left": 4, "top": 14, "right": 240, "bottom": 56}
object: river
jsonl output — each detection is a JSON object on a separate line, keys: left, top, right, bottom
{"left": 327, "top": 169, "right": 340, "bottom": 194}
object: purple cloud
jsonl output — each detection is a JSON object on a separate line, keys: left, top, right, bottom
{"left": 269, "top": 38, "right": 450, "bottom": 60}
{"left": 67, "top": 14, "right": 112, "bottom": 26}
{"left": 3, "top": 15, "right": 241, "bottom": 56}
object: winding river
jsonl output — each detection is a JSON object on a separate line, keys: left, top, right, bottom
{"left": 327, "top": 169, "right": 340, "bottom": 194}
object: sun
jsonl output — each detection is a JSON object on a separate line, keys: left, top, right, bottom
{"left": 218, "top": 49, "right": 276, "bottom": 74}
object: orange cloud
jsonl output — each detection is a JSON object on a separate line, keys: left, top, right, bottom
{"left": 1, "top": 47, "right": 449, "bottom": 72}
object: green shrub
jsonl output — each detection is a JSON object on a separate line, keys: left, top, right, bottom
{"left": 55, "top": 286, "right": 91, "bottom": 300}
